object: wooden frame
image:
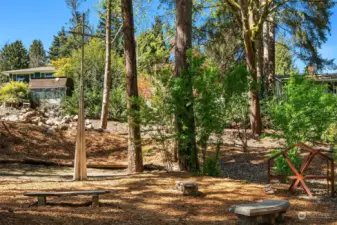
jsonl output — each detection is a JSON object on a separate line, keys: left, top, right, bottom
{"left": 267, "top": 143, "right": 334, "bottom": 197}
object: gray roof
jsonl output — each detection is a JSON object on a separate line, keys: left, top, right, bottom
{"left": 276, "top": 73, "right": 337, "bottom": 83}
{"left": 1, "top": 67, "right": 55, "bottom": 76}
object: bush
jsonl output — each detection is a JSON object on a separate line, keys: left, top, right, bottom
{"left": 270, "top": 75, "right": 337, "bottom": 145}
{"left": 0, "top": 81, "right": 30, "bottom": 104}
{"left": 322, "top": 123, "right": 337, "bottom": 145}
{"left": 201, "top": 157, "right": 222, "bottom": 177}
{"left": 271, "top": 148, "right": 302, "bottom": 176}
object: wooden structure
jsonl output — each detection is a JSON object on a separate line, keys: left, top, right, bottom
{"left": 267, "top": 143, "right": 335, "bottom": 197}
{"left": 24, "top": 190, "right": 109, "bottom": 207}
{"left": 72, "top": 14, "right": 88, "bottom": 181}
{"left": 229, "top": 200, "right": 290, "bottom": 225}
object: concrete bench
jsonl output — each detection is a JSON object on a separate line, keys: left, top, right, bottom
{"left": 229, "top": 200, "right": 290, "bottom": 225}
{"left": 24, "top": 190, "right": 110, "bottom": 207}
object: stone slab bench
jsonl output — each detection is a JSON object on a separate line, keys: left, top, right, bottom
{"left": 229, "top": 200, "right": 290, "bottom": 225}
{"left": 24, "top": 190, "right": 110, "bottom": 207}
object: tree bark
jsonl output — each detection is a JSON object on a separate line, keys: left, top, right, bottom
{"left": 100, "top": 0, "right": 112, "bottom": 129}
{"left": 263, "top": 15, "right": 276, "bottom": 94}
{"left": 122, "top": 0, "right": 143, "bottom": 173}
{"left": 267, "top": 16, "right": 276, "bottom": 92}
{"left": 240, "top": 0, "right": 262, "bottom": 136}
{"left": 175, "top": 0, "right": 199, "bottom": 171}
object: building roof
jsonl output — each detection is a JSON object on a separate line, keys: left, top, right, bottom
{"left": 1, "top": 66, "right": 55, "bottom": 76}
{"left": 29, "top": 77, "right": 68, "bottom": 89}
{"left": 276, "top": 73, "right": 337, "bottom": 83}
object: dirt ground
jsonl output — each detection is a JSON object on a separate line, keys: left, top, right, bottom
{"left": 1, "top": 122, "right": 337, "bottom": 224}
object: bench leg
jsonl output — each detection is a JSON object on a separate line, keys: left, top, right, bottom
{"left": 261, "top": 214, "right": 276, "bottom": 225}
{"left": 237, "top": 215, "right": 258, "bottom": 225}
{"left": 92, "top": 195, "right": 99, "bottom": 208}
{"left": 276, "top": 211, "right": 286, "bottom": 222}
{"left": 37, "top": 196, "right": 46, "bottom": 206}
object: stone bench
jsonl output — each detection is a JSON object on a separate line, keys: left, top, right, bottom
{"left": 24, "top": 190, "right": 110, "bottom": 207}
{"left": 229, "top": 200, "right": 290, "bottom": 225}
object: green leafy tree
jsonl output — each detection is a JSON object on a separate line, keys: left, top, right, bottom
{"left": 0, "top": 41, "right": 29, "bottom": 70}
{"left": 275, "top": 40, "right": 298, "bottom": 75}
{"left": 29, "top": 40, "right": 46, "bottom": 68}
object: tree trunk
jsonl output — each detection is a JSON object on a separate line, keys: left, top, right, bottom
{"left": 175, "top": 0, "right": 199, "bottom": 171}
{"left": 122, "top": 0, "right": 143, "bottom": 173}
{"left": 267, "top": 16, "right": 276, "bottom": 93}
{"left": 100, "top": 0, "right": 112, "bottom": 129}
{"left": 263, "top": 16, "right": 276, "bottom": 95}
{"left": 240, "top": 0, "right": 263, "bottom": 136}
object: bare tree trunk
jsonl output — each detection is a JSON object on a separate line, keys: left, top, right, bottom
{"left": 175, "top": 0, "right": 199, "bottom": 171}
{"left": 122, "top": 0, "right": 143, "bottom": 173}
{"left": 100, "top": 0, "right": 112, "bottom": 129}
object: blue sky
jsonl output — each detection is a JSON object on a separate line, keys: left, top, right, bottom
{"left": 0, "top": 0, "right": 336, "bottom": 73}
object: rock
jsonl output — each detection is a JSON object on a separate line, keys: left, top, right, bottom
{"left": 4, "top": 115, "right": 19, "bottom": 122}
{"left": 59, "top": 124, "right": 68, "bottom": 131}
{"left": 73, "top": 115, "right": 78, "bottom": 121}
{"left": 85, "top": 119, "right": 90, "bottom": 125}
{"left": 22, "top": 111, "right": 38, "bottom": 118}
{"left": 46, "top": 119, "right": 55, "bottom": 126}
{"left": 175, "top": 181, "right": 199, "bottom": 196}
{"left": 46, "top": 128, "right": 54, "bottom": 134}
{"left": 85, "top": 124, "right": 94, "bottom": 130}
{"left": 38, "top": 122, "right": 45, "bottom": 127}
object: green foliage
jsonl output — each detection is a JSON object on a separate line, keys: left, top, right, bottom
{"left": 0, "top": 81, "right": 30, "bottom": 103}
{"left": 0, "top": 41, "right": 29, "bottom": 70}
{"left": 56, "top": 38, "right": 126, "bottom": 120}
{"left": 29, "top": 40, "right": 46, "bottom": 68}
{"left": 137, "top": 17, "right": 169, "bottom": 74}
{"left": 275, "top": 39, "right": 298, "bottom": 75}
{"left": 48, "top": 27, "right": 79, "bottom": 61}
{"left": 322, "top": 123, "right": 337, "bottom": 145}
{"left": 201, "top": 157, "right": 222, "bottom": 177}
{"left": 270, "top": 75, "right": 337, "bottom": 145}
{"left": 271, "top": 148, "right": 302, "bottom": 176}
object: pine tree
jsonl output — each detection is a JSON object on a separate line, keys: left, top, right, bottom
{"left": 29, "top": 40, "right": 46, "bottom": 68}
{"left": 175, "top": 0, "right": 198, "bottom": 171}
{"left": 97, "top": 0, "right": 123, "bottom": 55}
{"left": 48, "top": 27, "right": 69, "bottom": 61}
{"left": 0, "top": 41, "right": 29, "bottom": 70}
{"left": 122, "top": 0, "right": 143, "bottom": 173}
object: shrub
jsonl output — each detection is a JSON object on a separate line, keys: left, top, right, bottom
{"left": 270, "top": 75, "right": 337, "bottom": 146}
{"left": 271, "top": 148, "right": 302, "bottom": 176}
{"left": 0, "top": 81, "right": 30, "bottom": 104}
{"left": 322, "top": 123, "right": 337, "bottom": 145}
{"left": 201, "top": 157, "right": 222, "bottom": 177}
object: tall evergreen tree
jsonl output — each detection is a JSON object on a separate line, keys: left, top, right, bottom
{"left": 0, "top": 41, "right": 29, "bottom": 70}
{"left": 48, "top": 27, "right": 69, "bottom": 61}
{"left": 175, "top": 0, "right": 199, "bottom": 171}
{"left": 97, "top": 0, "right": 123, "bottom": 55}
{"left": 122, "top": 0, "right": 143, "bottom": 173}
{"left": 29, "top": 40, "right": 46, "bottom": 68}
{"left": 275, "top": 40, "right": 298, "bottom": 75}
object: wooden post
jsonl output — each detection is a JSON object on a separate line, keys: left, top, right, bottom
{"left": 92, "top": 194, "right": 99, "bottom": 208}
{"left": 37, "top": 196, "right": 46, "bottom": 206}
{"left": 73, "top": 13, "right": 87, "bottom": 181}
{"left": 331, "top": 160, "right": 334, "bottom": 197}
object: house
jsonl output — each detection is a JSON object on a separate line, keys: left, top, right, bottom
{"left": 275, "top": 73, "right": 337, "bottom": 97}
{"left": 1, "top": 67, "right": 73, "bottom": 104}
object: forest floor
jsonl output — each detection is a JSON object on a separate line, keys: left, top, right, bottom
{"left": 0, "top": 122, "right": 337, "bottom": 224}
